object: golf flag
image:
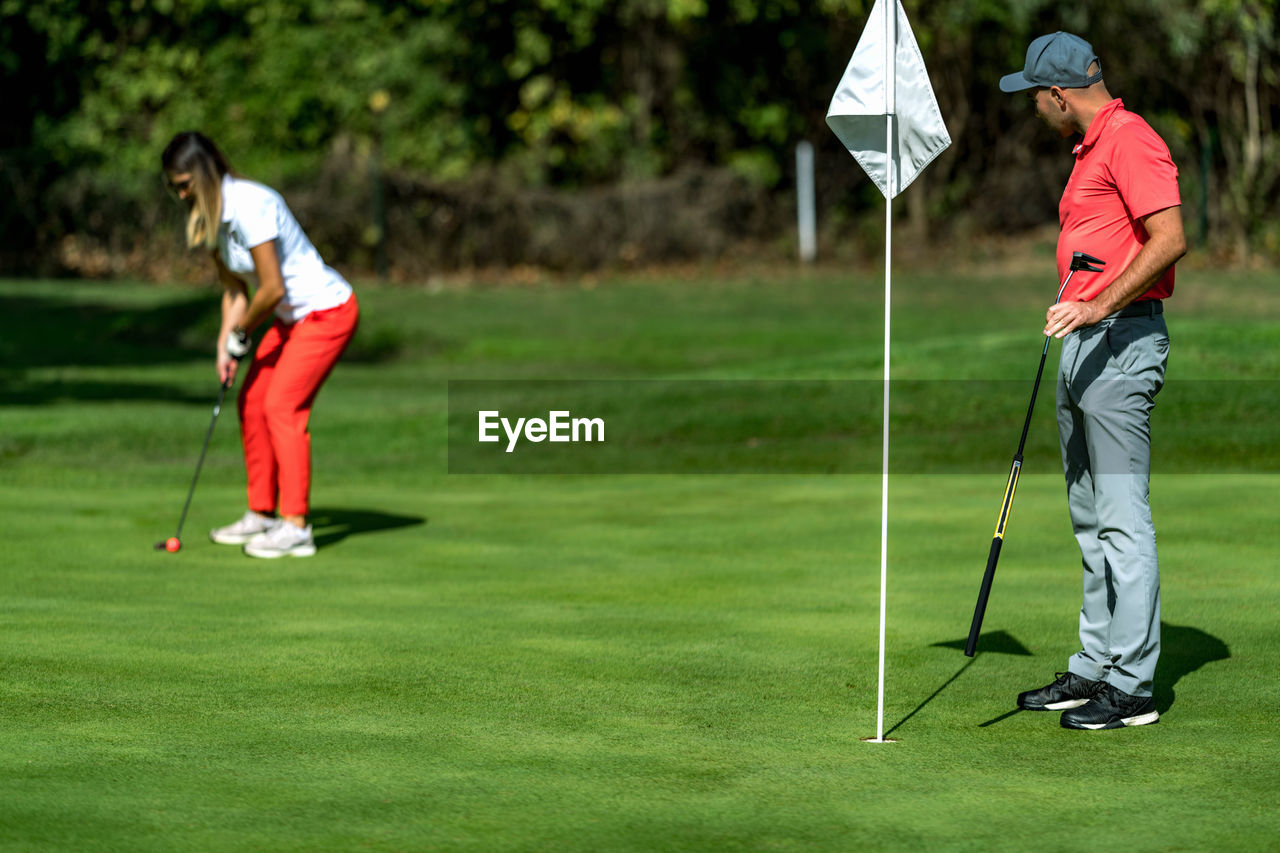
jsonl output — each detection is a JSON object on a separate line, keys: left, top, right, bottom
{"left": 826, "top": 0, "right": 950, "bottom": 198}
{"left": 825, "top": 0, "right": 949, "bottom": 744}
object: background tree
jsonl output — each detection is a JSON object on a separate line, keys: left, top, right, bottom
{"left": 1, "top": 0, "right": 1276, "bottom": 276}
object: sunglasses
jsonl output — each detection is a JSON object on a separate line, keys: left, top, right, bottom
{"left": 165, "top": 176, "right": 194, "bottom": 194}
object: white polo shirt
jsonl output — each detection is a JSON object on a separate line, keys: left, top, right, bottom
{"left": 218, "top": 174, "right": 352, "bottom": 323}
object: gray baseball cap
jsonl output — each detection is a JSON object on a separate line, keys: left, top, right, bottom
{"left": 1000, "top": 32, "right": 1103, "bottom": 92}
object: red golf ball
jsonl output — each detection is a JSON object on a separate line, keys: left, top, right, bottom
{"left": 165, "top": 537, "right": 181, "bottom": 553}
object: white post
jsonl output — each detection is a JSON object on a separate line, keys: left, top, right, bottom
{"left": 796, "top": 141, "right": 817, "bottom": 263}
{"left": 874, "top": 0, "right": 897, "bottom": 746}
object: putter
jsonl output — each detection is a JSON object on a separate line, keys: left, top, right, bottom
{"left": 963, "top": 251, "right": 1105, "bottom": 656}
{"left": 155, "top": 378, "right": 233, "bottom": 551}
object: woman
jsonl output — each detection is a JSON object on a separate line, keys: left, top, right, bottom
{"left": 162, "top": 131, "right": 358, "bottom": 558}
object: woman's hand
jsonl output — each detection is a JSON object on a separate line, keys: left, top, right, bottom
{"left": 217, "top": 348, "right": 239, "bottom": 385}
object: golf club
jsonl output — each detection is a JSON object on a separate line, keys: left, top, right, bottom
{"left": 154, "top": 378, "right": 233, "bottom": 552}
{"left": 963, "top": 251, "right": 1105, "bottom": 656}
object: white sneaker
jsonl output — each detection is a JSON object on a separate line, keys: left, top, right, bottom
{"left": 243, "top": 522, "right": 316, "bottom": 558}
{"left": 210, "top": 511, "right": 279, "bottom": 545}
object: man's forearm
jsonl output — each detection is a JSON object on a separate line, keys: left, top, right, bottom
{"left": 1090, "top": 231, "right": 1185, "bottom": 315}
{"left": 1092, "top": 205, "right": 1187, "bottom": 313}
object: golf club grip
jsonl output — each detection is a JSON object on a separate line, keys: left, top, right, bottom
{"left": 964, "top": 537, "right": 1003, "bottom": 657}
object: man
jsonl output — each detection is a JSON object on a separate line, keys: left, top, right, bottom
{"left": 999, "top": 32, "right": 1187, "bottom": 729}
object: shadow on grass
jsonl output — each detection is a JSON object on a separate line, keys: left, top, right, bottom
{"left": 0, "top": 290, "right": 215, "bottom": 405}
{"left": 884, "top": 658, "right": 976, "bottom": 739}
{"left": 963, "top": 622, "right": 1229, "bottom": 726}
{"left": 933, "top": 630, "right": 1034, "bottom": 657}
{"left": 0, "top": 377, "right": 221, "bottom": 406}
{"left": 0, "top": 287, "right": 398, "bottom": 406}
{"left": 309, "top": 507, "right": 426, "bottom": 549}
{"left": 1154, "top": 623, "right": 1230, "bottom": 715}
{"left": 882, "top": 630, "right": 1033, "bottom": 737}
{"left": 0, "top": 291, "right": 214, "bottom": 368}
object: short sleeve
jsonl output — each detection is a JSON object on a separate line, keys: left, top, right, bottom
{"left": 231, "top": 183, "right": 280, "bottom": 248}
{"left": 1110, "top": 121, "right": 1181, "bottom": 222}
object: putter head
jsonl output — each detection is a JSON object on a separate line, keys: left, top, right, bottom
{"left": 1070, "top": 251, "right": 1105, "bottom": 273}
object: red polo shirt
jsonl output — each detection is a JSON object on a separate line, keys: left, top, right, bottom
{"left": 1058, "top": 99, "right": 1181, "bottom": 302}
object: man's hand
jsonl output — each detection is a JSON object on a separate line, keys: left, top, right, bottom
{"left": 1045, "top": 206, "right": 1186, "bottom": 340}
{"left": 1044, "top": 299, "right": 1107, "bottom": 339}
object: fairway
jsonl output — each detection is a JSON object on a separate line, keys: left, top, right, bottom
{"left": 1, "top": 269, "right": 1277, "bottom": 850}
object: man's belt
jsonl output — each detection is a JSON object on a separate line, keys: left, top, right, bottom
{"left": 1113, "top": 299, "right": 1163, "bottom": 319}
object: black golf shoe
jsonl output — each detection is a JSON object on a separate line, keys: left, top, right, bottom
{"left": 1017, "top": 672, "right": 1104, "bottom": 711}
{"left": 1060, "top": 683, "right": 1159, "bottom": 730}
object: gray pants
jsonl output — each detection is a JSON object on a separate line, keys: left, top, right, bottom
{"left": 1056, "top": 308, "right": 1169, "bottom": 697}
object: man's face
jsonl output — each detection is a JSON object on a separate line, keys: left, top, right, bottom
{"left": 1029, "top": 87, "right": 1075, "bottom": 138}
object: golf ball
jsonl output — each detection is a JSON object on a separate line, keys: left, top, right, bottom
{"left": 165, "top": 537, "right": 181, "bottom": 553}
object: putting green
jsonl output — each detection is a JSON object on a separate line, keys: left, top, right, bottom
{"left": 0, "top": 270, "right": 1275, "bottom": 850}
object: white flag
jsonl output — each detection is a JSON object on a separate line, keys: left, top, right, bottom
{"left": 826, "top": 0, "right": 950, "bottom": 199}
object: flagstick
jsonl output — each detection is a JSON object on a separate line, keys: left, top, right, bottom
{"left": 825, "top": 0, "right": 946, "bottom": 744}
{"left": 872, "top": 0, "right": 897, "bottom": 746}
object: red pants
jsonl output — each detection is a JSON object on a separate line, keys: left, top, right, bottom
{"left": 238, "top": 294, "right": 358, "bottom": 517}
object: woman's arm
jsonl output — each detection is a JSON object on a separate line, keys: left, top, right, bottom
{"left": 213, "top": 251, "right": 250, "bottom": 384}
{"left": 213, "top": 241, "right": 286, "bottom": 383}
{"left": 239, "top": 240, "right": 286, "bottom": 333}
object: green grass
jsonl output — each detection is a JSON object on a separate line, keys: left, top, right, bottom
{"left": 1, "top": 268, "right": 1277, "bottom": 851}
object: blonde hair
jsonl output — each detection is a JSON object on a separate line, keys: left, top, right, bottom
{"left": 161, "top": 132, "right": 234, "bottom": 250}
